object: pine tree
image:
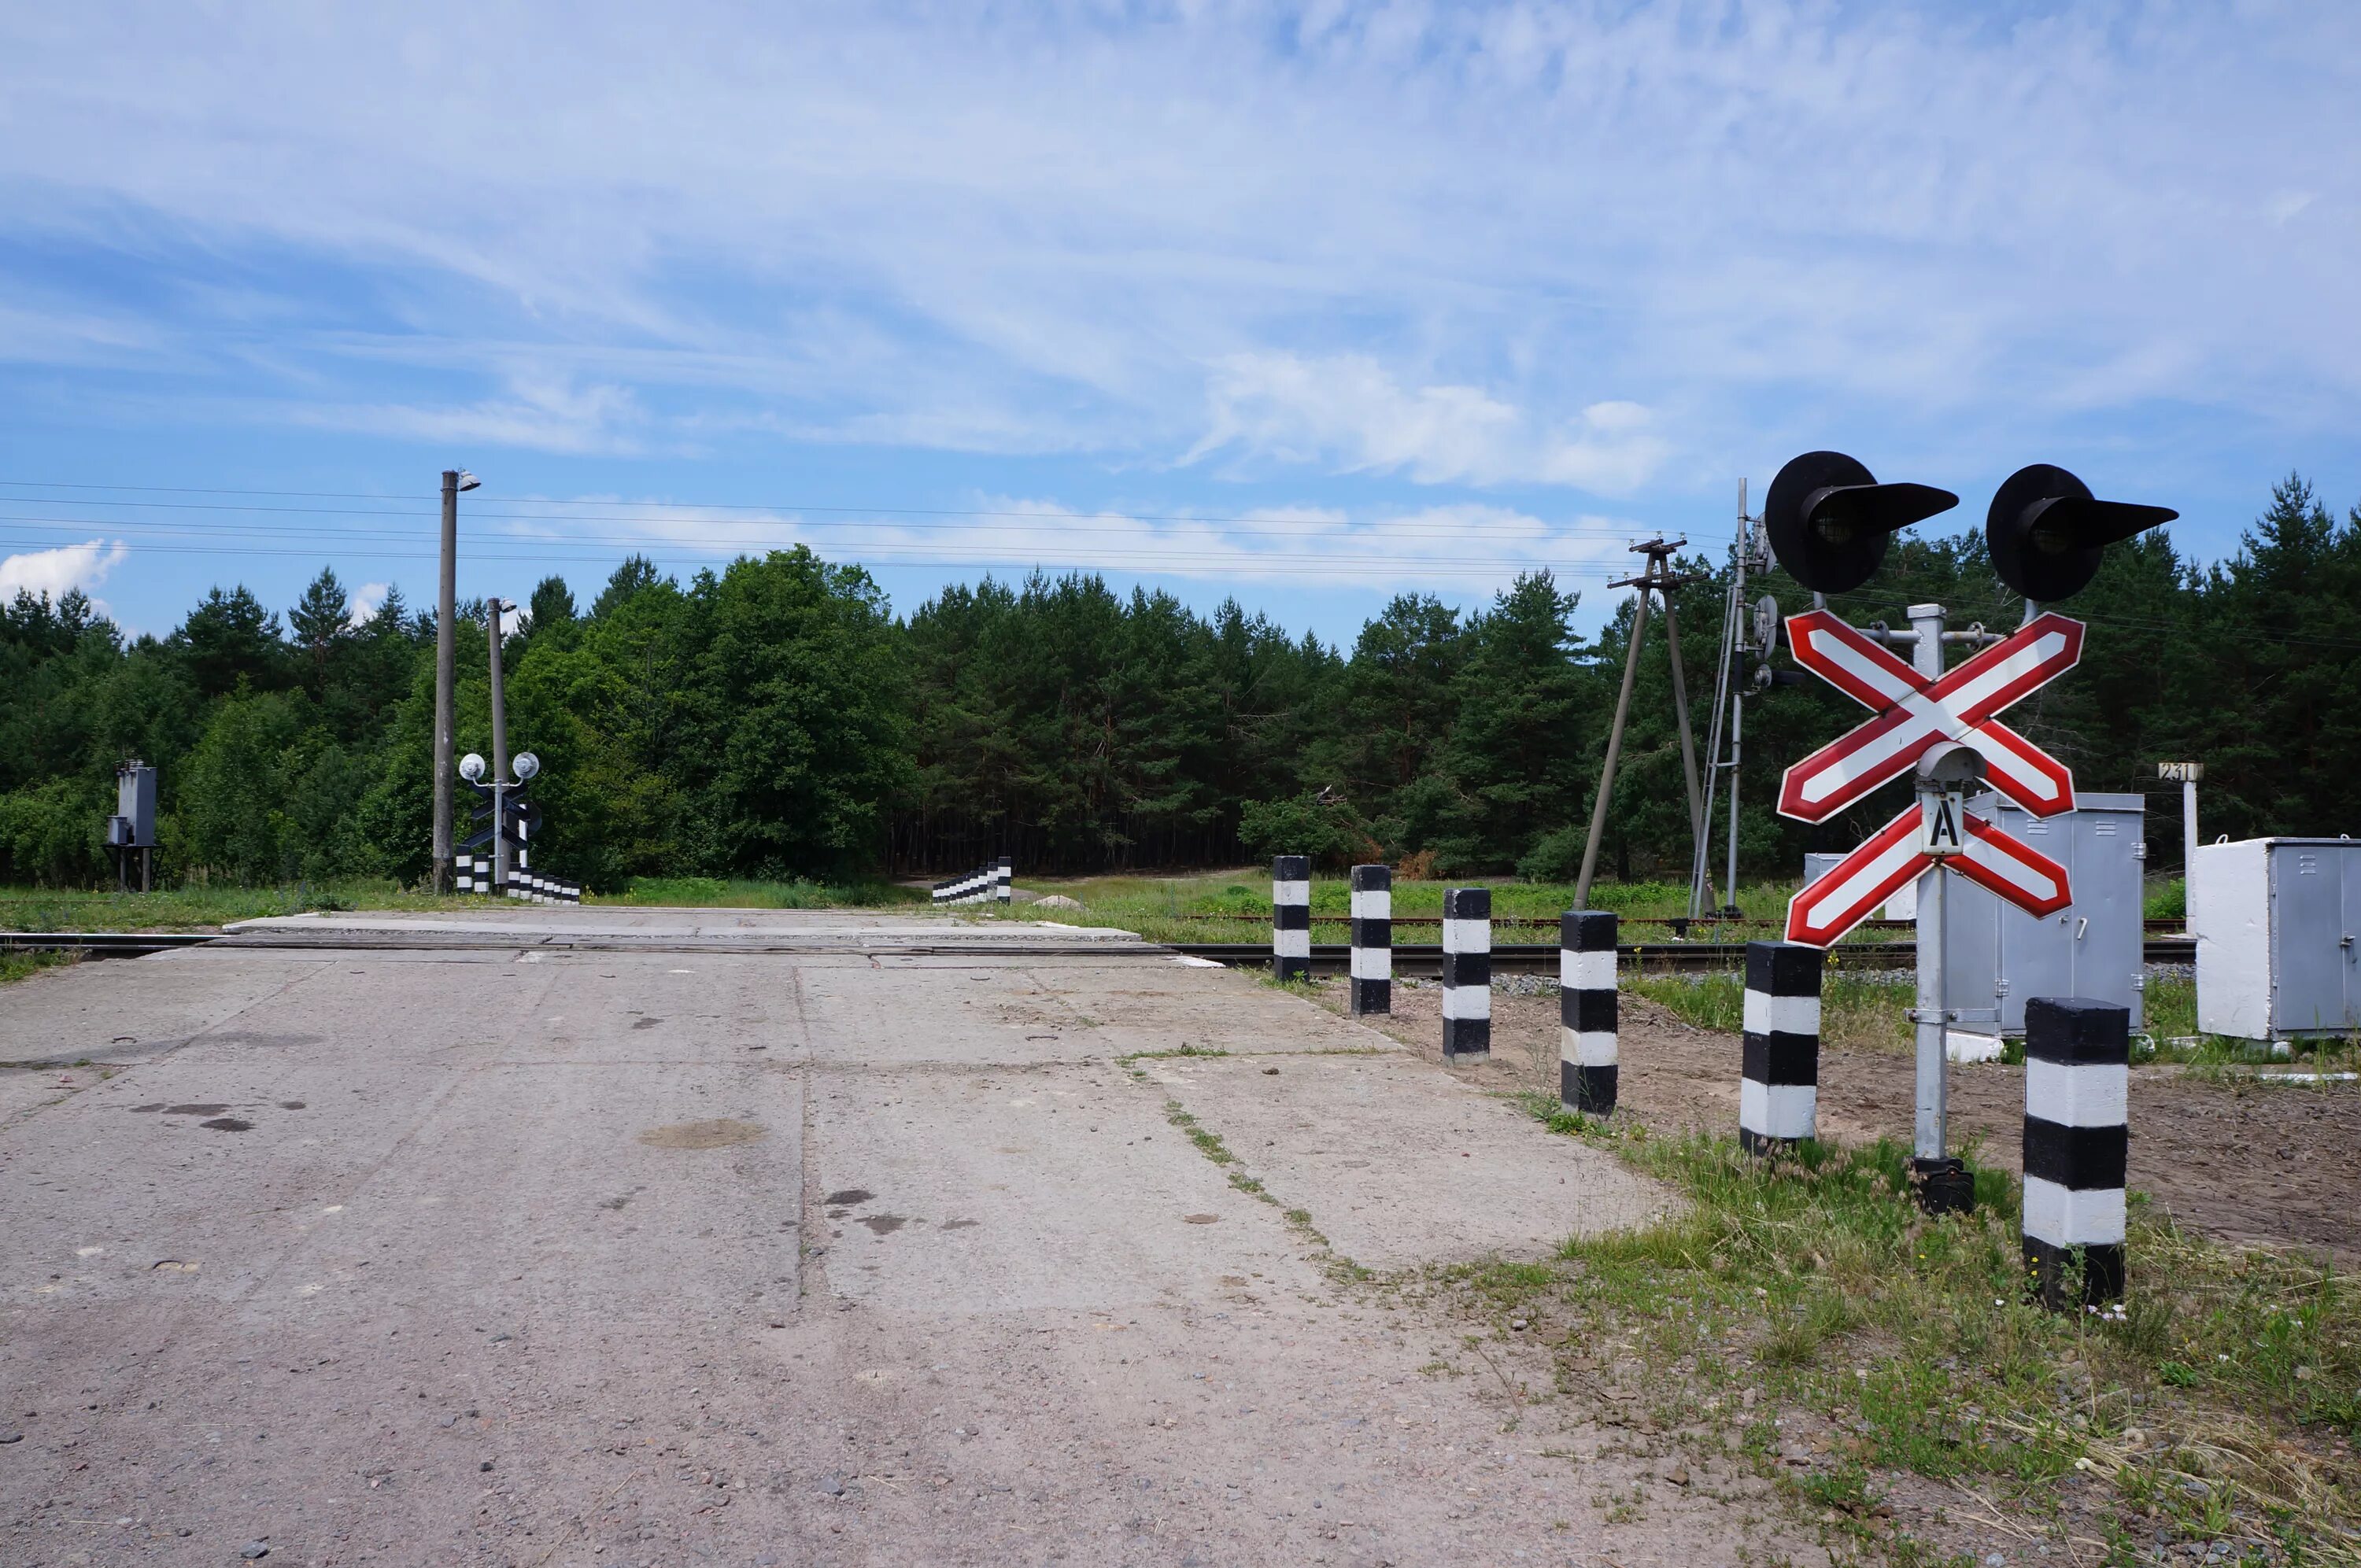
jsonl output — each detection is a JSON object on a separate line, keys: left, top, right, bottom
{"left": 287, "top": 566, "right": 352, "bottom": 692}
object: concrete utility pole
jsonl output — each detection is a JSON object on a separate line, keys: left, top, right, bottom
{"left": 431, "top": 467, "right": 478, "bottom": 895}
{"left": 487, "top": 599, "right": 513, "bottom": 892}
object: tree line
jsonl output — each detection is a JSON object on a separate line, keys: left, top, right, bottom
{"left": 3, "top": 476, "right": 2356, "bottom": 891}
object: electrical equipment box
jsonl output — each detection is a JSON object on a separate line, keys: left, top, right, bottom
{"left": 1942, "top": 792, "right": 2146, "bottom": 1042}
{"left": 2190, "top": 837, "right": 2361, "bottom": 1042}
{"left": 115, "top": 762, "right": 157, "bottom": 848}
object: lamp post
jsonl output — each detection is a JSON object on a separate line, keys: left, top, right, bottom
{"left": 431, "top": 467, "right": 480, "bottom": 893}
{"left": 486, "top": 597, "right": 515, "bottom": 891}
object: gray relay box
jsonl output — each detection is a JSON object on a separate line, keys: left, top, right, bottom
{"left": 2192, "top": 836, "right": 2361, "bottom": 1042}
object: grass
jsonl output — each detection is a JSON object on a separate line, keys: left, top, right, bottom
{"left": 0, "top": 950, "right": 74, "bottom": 986}
{"left": 1628, "top": 968, "right": 1919, "bottom": 1053}
{"left": 1490, "top": 1105, "right": 2361, "bottom": 1562}
{"left": 593, "top": 875, "right": 920, "bottom": 909}
{"left": 0, "top": 880, "right": 467, "bottom": 932}
{"left": 0, "top": 873, "right": 923, "bottom": 931}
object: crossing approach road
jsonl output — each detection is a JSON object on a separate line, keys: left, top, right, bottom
{"left": 0, "top": 909, "right": 1814, "bottom": 1567}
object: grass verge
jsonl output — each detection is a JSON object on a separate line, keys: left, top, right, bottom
{"left": 0, "top": 950, "right": 74, "bottom": 986}
{"left": 595, "top": 875, "right": 920, "bottom": 908}
{"left": 1494, "top": 1101, "right": 2361, "bottom": 1562}
{"left": 0, "top": 880, "right": 465, "bottom": 932}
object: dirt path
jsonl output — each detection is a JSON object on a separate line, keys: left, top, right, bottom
{"left": 1325, "top": 979, "right": 2361, "bottom": 1265}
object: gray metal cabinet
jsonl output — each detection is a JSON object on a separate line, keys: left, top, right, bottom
{"left": 1942, "top": 792, "right": 2147, "bottom": 1039}
{"left": 2192, "top": 837, "right": 2361, "bottom": 1040}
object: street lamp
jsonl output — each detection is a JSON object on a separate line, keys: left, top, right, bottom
{"left": 430, "top": 466, "right": 481, "bottom": 893}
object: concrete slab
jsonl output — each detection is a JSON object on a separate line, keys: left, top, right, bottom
{"left": 0, "top": 950, "right": 335, "bottom": 1065}
{"left": 1142, "top": 1052, "right": 1677, "bottom": 1270}
{"left": 812, "top": 1062, "right": 1302, "bottom": 1312}
{"left": 1029, "top": 961, "right": 1408, "bottom": 1058}
{"left": 220, "top": 906, "right": 1152, "bottom": 954}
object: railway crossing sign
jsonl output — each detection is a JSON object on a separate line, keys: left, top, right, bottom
{"left": 1779, "top": 609, "right": 2083, "bottom": 824}
{"left": 1780, "top": 608, "right": 2086, "bottom": 947}
{"left": 1786, "top": 799, "right": 2072, "bottom": 947}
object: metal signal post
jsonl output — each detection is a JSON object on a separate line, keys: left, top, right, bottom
{"left": 1576, "top": 540, "right": 1709, "bottom": 913}
{"left": 1764, "top": 450, "right": 2174, "bottom": 1216}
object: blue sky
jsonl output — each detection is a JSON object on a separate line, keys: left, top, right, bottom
{"left": 1, "top": 1, "right": 2355, "bottom": 644}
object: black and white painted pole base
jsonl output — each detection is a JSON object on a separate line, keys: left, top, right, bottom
{"left": 2022, "top": 997, "right": 2129, "bottom": 1311}
{"left": 932, "top": 861, "right": 1007, "bottom": 906}
{"left": 456, "top": 854, "right": 581, "bottom": 903}
{"left": 1272, "top": 855, "right": 1311, "bottom": 983}
{"left": 1740, "top": 941, "right": 1822, "bottom": 1154}
{"left": 1441, "top": 887, "right": 1491, "bottom": 1060}
{"left": 505, "top": 869, "right": 583, "bottom": 904}
{"left": 1560, "top": 911, "right": 1618, "bottom": 1115}
{"left": 1348, "top": 863, "right": 1391, "bottom": 1015}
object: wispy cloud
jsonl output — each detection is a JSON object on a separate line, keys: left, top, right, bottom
{"left": 287, "top": 372, "right": 648, "bottom": 456}
{"left": 1192, "top": 354, "right": 1669, "bottom": 491}
{"left": 0, "top": 0, "right": 2349, "bottom": 493}
{"left": 482, "top": 493, "right": 1639, "bottom": 593}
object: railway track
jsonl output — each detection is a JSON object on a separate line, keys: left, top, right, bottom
{"left": 1169, "top": 937, "right": 2197, "bottom": 976}
{"left": 1, "top": 928, "right": 2197, "bottom": 977}
{"left": 1, "top": 931, "right": 219, "bottom": 959}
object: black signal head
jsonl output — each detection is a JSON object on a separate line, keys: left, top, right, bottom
{"left": 1986, "top": 464, "right": 2178, "bottom": 603}
{"left": 1764, "top": 450, "right": 1959, "bottom": 594}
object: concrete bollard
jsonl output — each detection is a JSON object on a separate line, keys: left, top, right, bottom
{"left": 1740, "top": 941, "right": 1822, "bottom": 1154}
{"left": 1560, "top": 911, "right": 1618, "bottom": 1115}
{"left": 2022, "top": 997, "right": 2129, "bottom": 1310}
{"left": 996, "top": 856, "right": 1012, "bottom": 904}
{"left": 1348, "top": 864, "right": 1391, "bottom": 1015}
{"left": 1272, "top": 855, "right": 1311, "bottom": 983}
{"left": 1441, "top": 887, "right": 1491, "bottom": 1060}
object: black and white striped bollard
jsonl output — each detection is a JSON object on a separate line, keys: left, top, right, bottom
{"left": 2022, "top": 998, "right": 2129, "bottom": 1310}
{"left": 1272, "top": 855, "right": 1310, "bottom": 983}
{"left": 1441, "top": 887, "right": 1491, "bottom": 1060}
{"left": 1740, "top": 941, "right": 1821, "bottom": 1154}
{"left": 996, "top": 856, "right": 1012, "bottom": 904}
{"left": 1560, "top": 911, "right": 1617, "bottom": 1115}
{"left": 1348, "top": 864, "right": 1391, "bottom": 1016}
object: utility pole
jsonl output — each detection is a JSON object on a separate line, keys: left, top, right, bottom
{"left": 487, "top": 598, "right": 513, "bottom": 892}
{"left": 431, "top": 467, "right": 478, "bottom": 894}
{"left": 1575, "top": 540, "right": 1707, "bottom": 911}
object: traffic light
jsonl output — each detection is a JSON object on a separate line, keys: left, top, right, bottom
{"left": 1764, "top": 450, "right": 1960, "bottom": 595}
{"left": 1985, "top": 464, "right": 2178, "bottom": 603}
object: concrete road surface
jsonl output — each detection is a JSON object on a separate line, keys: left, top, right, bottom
{"left": 0, "top": 910, "right": 1809, "bottom": 1566}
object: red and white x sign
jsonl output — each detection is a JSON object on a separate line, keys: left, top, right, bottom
{"left": 1778, "top": 610, "right": 2083, "bottom": 824}
{"left": 1784, "top": 802, "right": 2074, "bottom": 946}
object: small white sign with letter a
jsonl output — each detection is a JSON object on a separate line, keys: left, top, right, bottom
{"left": 1919, "top": 788, "right": 1966, "bottom": 858}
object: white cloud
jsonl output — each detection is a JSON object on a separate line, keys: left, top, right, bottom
{"left": 1192, "top": 354, "right": 1669, "bottom": 491}
{"left": 483, "top": 492, "right": 1642, "bottom": 596}
{"left": 0, "top": 539, "right": 128, "bottom": 608}
{"left": 349, "top": 581, "right": 391, "bottom": 625}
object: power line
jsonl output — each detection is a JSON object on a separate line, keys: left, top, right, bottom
{"left": 0, "top": 482, "right": 1734, "bottom": 543}
{"left": 0, "top": 533, "right": 1637, "bottom": 581}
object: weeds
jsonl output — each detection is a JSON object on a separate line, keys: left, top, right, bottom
{"left": 1502, "top": 1105, "right": 2361, "bottom": 1559}
{"left": 0, "top": 949, "right": 74, "bottom": 986}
